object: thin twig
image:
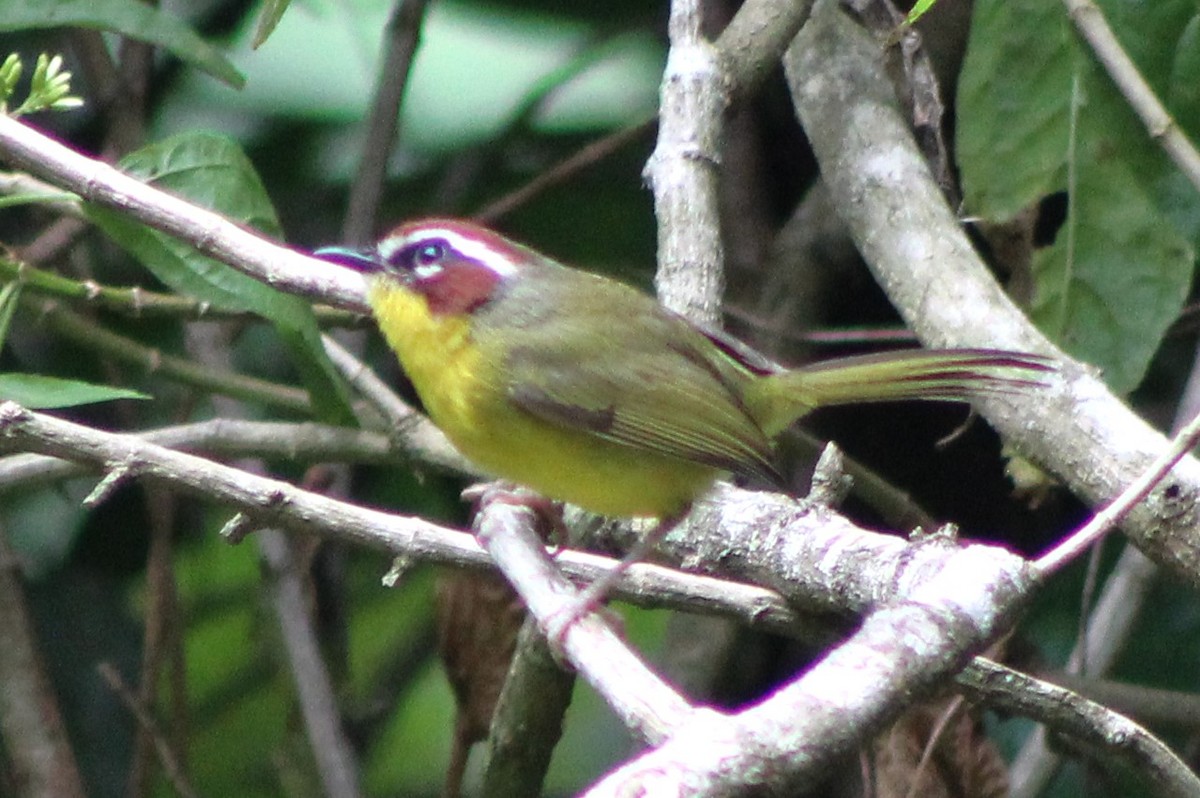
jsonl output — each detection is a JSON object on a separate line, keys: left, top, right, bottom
{"left": 128, "top": 488, "right": 185, "bottom": 797}
{"left": 97, "top": 663, "right": 200, "bottom": 798}
{"left": 32, "top": 298, "right": 313, "bottom": 414}
{"left": 1063, "top": 0, "right": 1200, "bottom": 193}
{"left": 259, "top": 528, "right": 364, "bottom": 798}
{"left": 320, "top": 334, "right": 472, "bottom": 475}
{"left": 195, "top": 309, "right": 365, "bottom": 798}
{"left": 0, "top": 420, "right": 396, "bottom": 493}
{"left": 1035, "top": 410, "right": 1200, "bottom": 576}
{"left": 471, "top": 490, "right": 696, "bottom": 743}
{"left": 960, "top": 659, "right": 1200, "bottom": 798}
{"left": 1012, "top": 344, "right": 1200, "bottom": 796}
{"left": 0, "top": 401, "right": 813, "bottom": 634}
{"left": 903, "top": 696, "right": 965, "bottom": 798}
{"left": 0, "top": 255, "right": 363, "bottom": 324}
{"left": 472, "top": 0, "right": 814, "bottom": 226}
{"left": 473, "top": 119, "right": 654, "bottom": 224}
{"left": 0, "top": 528, "right": 87, "bottom": 798}
{"left": 715, "top": 0, "right": 816, "bottom": 97}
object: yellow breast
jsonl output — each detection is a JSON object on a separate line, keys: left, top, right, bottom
{"left": 367, "top": 280, "right": 718, "bottom": 518}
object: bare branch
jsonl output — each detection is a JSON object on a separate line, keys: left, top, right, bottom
{"left": 0, "top": 402, "right": 816, "bottom": 633}
{"left": 471, "top": 493, "right": 696, "bottom": 743}
{"left": 644, "top": 0, "right": 727, "bottom": 324}
{"left": 320, "top": 335, "right": 471, "bottom": 475}
{"left": 480, "top": 619, "right": 575, "bottom": 797}
{"left": 97, "top": 664, "right": 198, "bottom": 798}
{"left": 961, "top": 659, "right": 1200, "bottom": 798}
{"left": 259, "top": 528, "right": 363, "bottom": 798}
{"left": 584, "top": 513, "right": 1035, "bottom": 795}
{"left": 716, "top": 0, "right": 816, "bottom": 97}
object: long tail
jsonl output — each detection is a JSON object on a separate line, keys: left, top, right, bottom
{"left": 749, "top": 348, "right": 1053, "bottom": 436}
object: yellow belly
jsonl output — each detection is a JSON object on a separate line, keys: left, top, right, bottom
{"left": 454, "top": 404, "right": 718, "bottom": 517}
{"left": 369, "top": 282, "right": 716, "bottom": 517}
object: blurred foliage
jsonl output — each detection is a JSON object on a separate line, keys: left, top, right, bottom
{"left": 0, "top": 0, "right": 670, "bottom": 795}
{"left": 0, "top": 1, "right": 665, "bottom": 795}
{"left": 1, "top": 0, "right": 243, "bottom": 86}
{"left": 1, "top": 0, "right": 1199, "bottom": 796}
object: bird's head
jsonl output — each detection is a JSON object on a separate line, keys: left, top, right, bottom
{"left": 316, "top": 218, "right": 537, "bottom": 316}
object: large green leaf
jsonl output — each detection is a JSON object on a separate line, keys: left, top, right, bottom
{"left": 2, "top": 0, "right": 243, "bottom": 88}
{"left": 87, "top": 132, "right": 355, "bottom": 424}
{"left": 957, "top": 0, "right": 1200, "bottom": 393}
{"left": 956, "top": 0, "right": 1075, "bottom": 219}
{"left": 0, "top": 373, "right": 148, "bottom": 408}
{"left": 1031, "top": 157, "right": 1192, "bottom": 391}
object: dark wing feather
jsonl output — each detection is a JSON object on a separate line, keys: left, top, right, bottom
{"left": 506, "top": 348, "right": 780, "bottom": 484}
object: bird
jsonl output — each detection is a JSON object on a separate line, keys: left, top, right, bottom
{"left": 316, "top": 219, "right": 1050, "bottom": 599}
{"left": 318, "top": 218, "right": 1049, "bottom": 517}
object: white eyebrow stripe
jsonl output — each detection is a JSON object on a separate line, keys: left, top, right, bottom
{"left": 377, "top": 235, "right": 405, "bottom": 263}
{"left": 379, "top": 227, "right": 519, "bottom": 277}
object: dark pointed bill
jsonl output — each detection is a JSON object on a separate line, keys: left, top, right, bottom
{"left": 312, "top": 246, "right": 384, "bottom": 274}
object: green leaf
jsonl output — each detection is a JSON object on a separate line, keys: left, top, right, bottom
{"left": 904, "top": 0, "right": 941, "bottom": 27}
{"left": 0, "top": 373, "right": 148, "bottom": 408}
{"left": 957, "top": 0, "right": 1076, "bottom": 219}
{"left": 89, "top": 134, "right": 284, "bottom": 314}
{"left": 86, "top": 132, "right": 356, "bottom": 424}
{"left": 957, "top": 0, "right": 1200, "bottom": 392}
{"left": 1031, "top": 157, "right": 1192, "bottom": 393}
{"left": 1, "top": 0, "right": 243, "bottom": 88}
{"left": 252, "top": 0, "right": 293, "bottom": 50}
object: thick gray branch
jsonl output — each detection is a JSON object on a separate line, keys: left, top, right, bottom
{"left": 784, "top": 0, "right": 1200, "bottom": 586}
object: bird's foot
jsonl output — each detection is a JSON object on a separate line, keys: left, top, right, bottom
{"left": 462, "top": 481, "right": 566, "bottom": 546}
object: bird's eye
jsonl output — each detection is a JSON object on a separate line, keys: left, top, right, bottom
{"left": 382, "top": 238, "right": 450, "bottom": 274}
{"left": 412, "top": 241, "right": 446, "bottom": 269}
